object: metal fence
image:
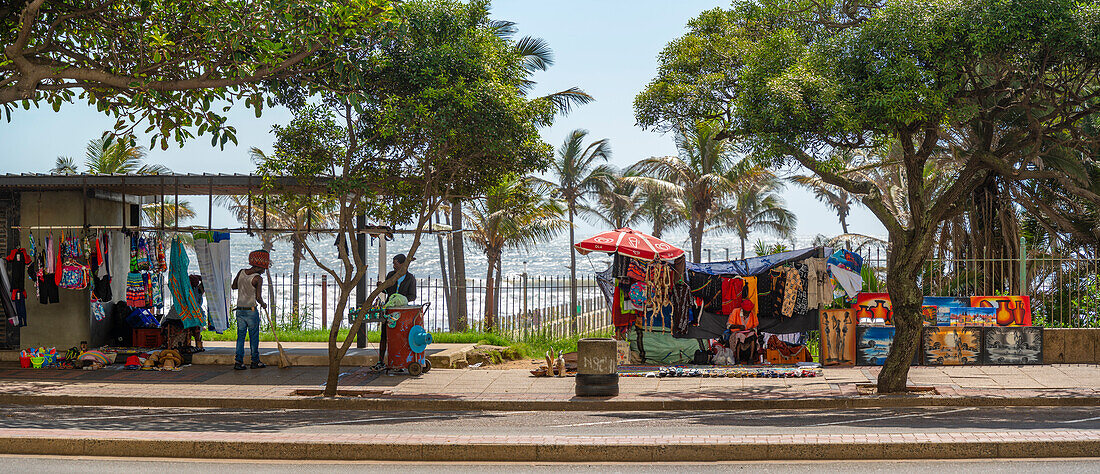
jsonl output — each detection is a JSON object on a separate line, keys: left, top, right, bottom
{"left": 854, "top": 247, "right": 1100, "bottom": 328}
{"left": 263, "top": 272, "right": 612, "bottom": 340}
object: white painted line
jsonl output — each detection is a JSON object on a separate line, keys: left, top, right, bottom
{"left": 54, "top": 409, "right": 275, "bottom": 422}
{"left": 1060, "top": 415, "right": 1100, "bottom": 424}
{"left": 312, "top": 414, "right": 456, "bottom": 425}
{"left": 549, "top": 410, "right": 759, "bottom": 428}
{"left": 808, "top": 407, "right": 977, "bottom": 427}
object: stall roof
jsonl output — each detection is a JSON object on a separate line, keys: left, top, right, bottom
{"left": 685, "top": 247, "right": 829, "bottom": 276}
{"left": 0, "top": 173, "right": 331, "bottom": 196}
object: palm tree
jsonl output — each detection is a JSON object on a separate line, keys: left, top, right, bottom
{"left": 528, "top": 129, "right": 611, "bottom": 335}
{"left": 82, "top": 135, "right": 169, "bottom": 175}
{"left": 634, "top": 178, "right": 684, "bottom": 239}
{"left": 629, "top": 121, "right": 767, "bottom": 262}
{"left": 465, "top": 177, "right": 568, "bottom": 332}
{"left": 581, "top": 168, "right": 643, "bottom": 230}
{"left": 792, "top": 174, "right": 854, "bottom": 234}
{"left": 142, "top": 201, "right": 197, "bottom": 229}
{"left": 51, "top": 157, "right": 78, "bottom": 174}
{"left": 219, "top": 148, "right": 334, "bottom": 325}
{"left": 719, "top": 175, "right": 797, "bottom": 259}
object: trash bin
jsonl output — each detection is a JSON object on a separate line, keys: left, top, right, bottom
{"left": 383, "top": 304, "right": 433, "bottom": 376}
{"left": 575, "top": 337, "right": 619, "bottom": 396}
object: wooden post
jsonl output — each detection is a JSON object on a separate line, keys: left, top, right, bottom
{"left": 321, "top": 274, "right": 328, "bottom": 329}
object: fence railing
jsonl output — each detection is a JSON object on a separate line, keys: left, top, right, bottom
{"left": 262, "top": 272, "right": 612, "bottom": 340}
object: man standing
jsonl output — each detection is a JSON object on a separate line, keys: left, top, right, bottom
{"left": 375, "top": 254, "right": 416, "bottom": 368}
{"left": 231, "top": 250, "right": 268, "bottom": 370}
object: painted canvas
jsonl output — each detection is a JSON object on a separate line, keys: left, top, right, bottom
{"left": 923, "top": 327, "right": 982, "bottom": 365}
{"left": 970, "top": 296, "right": 1032, "bottom": 326}
{"left": 921, "top": 306, "right": 937, "bottom": 326}
{"left": 982, "top": 327, "right": 1042, "bottom": 365}
{"left": 948, "top": 307, "right": 997, "bottom": 326}
{"left": 854, "top": 293, "right": 892, "bottom": 325}
{"left": 820, "top": 309, "right": 857, "bottom": 366}
{"left": 856, "top": 326, "right": 920, "bottom": 366}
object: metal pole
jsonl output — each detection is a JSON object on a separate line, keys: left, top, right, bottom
{"left": 1019, "top": 235, "right": 1027, "bottom": 295}
{"left": 322, "top": 274, "right": 328, "bottom": 329}
{"left": 356, "top": 214, "right": 367, "bottom": 349}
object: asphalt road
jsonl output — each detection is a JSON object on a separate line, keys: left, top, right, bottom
{"left": 0, "top": 404, "right": 1098, "bottom": 435}
{"left": 1, "top": 456, "right": 1100, "bottom": 473}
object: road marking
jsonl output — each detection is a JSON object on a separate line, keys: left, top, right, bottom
{"left": 549, "top": 410, "right": 759, "bottom": 428}
{"left": 808, "top": 407, "right": 977, "bottom": 427}
{"left": 1060, "top": 415, "right": 1100, "bottom": 424}
{"left": 312, "top": 414, "right": 457, "bottom": 425}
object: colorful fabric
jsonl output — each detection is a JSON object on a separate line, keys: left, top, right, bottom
{"left": 743, "top": 277, "right": 759, "bottom": 329}
{"left": 78, "top": 350, "right": 113, "bottom": 365}
{"left": 126, "top": 272, "right": 146, "bottom": 307}
{"left": 169, "top": 239, "right": 207, "bottom": 330}
{"left": 826, "top": 249, "right": 862, "bottom": 274}
{"left": 626, "top": 260, "right": 648, "bottom": 281}
{"left": 248, "top": 249, "right": 270, "bottom": 269}
{"left": 629, "top": 282, "right": 647, "bottom": 305}
{"left": 721, "top": 277, "right": 744, "bottom": 315}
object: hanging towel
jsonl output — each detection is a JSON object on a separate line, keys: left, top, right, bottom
{"left": 168, "top": 238, "right": 206, "bottom": 330}
{"left": 193, "top": 231, "right": 231, "bottom": 333}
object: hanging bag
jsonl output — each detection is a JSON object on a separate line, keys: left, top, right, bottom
{"left": 59, "top": 259, "right": 90, "bottom": 290}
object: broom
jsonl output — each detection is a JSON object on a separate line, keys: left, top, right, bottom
{"left": 263, "top": 306, "right": 292, "bottom": 368}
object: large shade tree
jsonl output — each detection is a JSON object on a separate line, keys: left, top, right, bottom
{"left": 637, "top": 0, "right": 1100, "bottom": 392}
{"left": 1, "top": 0, "right": 397, "bottom": 148}
{"left": 260, "top": 0, "right": 577, "bottom": 396}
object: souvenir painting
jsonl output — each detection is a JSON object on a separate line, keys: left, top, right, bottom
{"left": 970, "top": 296, "right": 1032, "bottom": 326}
{"left": 855, "top": 326, "right": 919, "bottom": 366}
{"left": 923, "top": 327, "right": 982, "bottom": 365}
{"left": 982, "top": 327, "right": 1043, "bottom": 365}
{"left": 921, "top": 306, "right": 937, "bottom": 326}
{"left": 820, "top": 309, "right": 856, "bottom": 366}
{"left": 948, "top": 307, "right": 996, "bottom": 327}
{"left": 853, "top": 293, "right": 892, "bottom": 325}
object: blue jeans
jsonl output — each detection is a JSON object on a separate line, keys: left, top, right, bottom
{"left": 235, "top": 309, "right": 260, "bottom": 365}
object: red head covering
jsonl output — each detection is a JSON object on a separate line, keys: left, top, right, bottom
{"left": 248, "top": 250, "right": 270, "bottom": 269}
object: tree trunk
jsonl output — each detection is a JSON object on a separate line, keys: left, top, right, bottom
{"left": 484, "top": 252, "right": 497, "bottom": 332}
{"left": 691, "top": 219, "right": 703, "bottom": 263}
{"left": 323, "top": 290, "right": 350, "bottom": 397}
{"left": 840, "top": 216, "right": 849, "bottom": 235}
{"left": 451, "top": 199, "right": 468, "bottom": 331}
{"left": 876, "top": 233, "right": 925, "bottom": 393}
{"left": 740, "top": 236, "right": 746, "bottom": 260}
{"left": 291, "top": 236, "right": 302, "bottom": 325}
{"left": 568, "top": 204, "right": 578, "bottom": 335}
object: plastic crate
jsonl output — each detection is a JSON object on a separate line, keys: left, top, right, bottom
{"left": 133, "top": 328, "right": 164, "bottom": 348}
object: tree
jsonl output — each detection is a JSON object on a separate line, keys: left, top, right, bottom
{"left": 634, "top": 177, "right": 684, "bottom": 239}
{"left": 628, "top": 120, "right": 767, "bottom": 262}
{"left": 465, "top": 177, "right": 568, "bottom": 331}
{"left": 1, "top": 0, "right": 398, "bottom": 149}
{"left": 142, "top": 200, "right": 195, "bottom": 228}
{"left": 581, "top": 167, "right": 643, "bottom": 230}
{"left": 529, "top": 129, "right": 610, "bottom": 336}
{"left": 792, "top": 174, "right": 854, "bottom": 235}
{"left": 636, "top": 0, "right": 1100, "bottom": 392}
{"left": 81, "top": 135, "right": 168, "bottom": 175}
{"left": 260, "top": 0, "right": 573, "bottom": 396}
{"left": 50, "top": 156, "right": 76, "bottom": 174}
{"left": 718, "top": 174, "right": 796, "bottom": 259}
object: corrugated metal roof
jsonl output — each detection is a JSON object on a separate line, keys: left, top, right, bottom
{"left": 0, "top": 173, "right": 332, "bottom": 196}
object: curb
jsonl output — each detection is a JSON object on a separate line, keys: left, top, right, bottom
{"left": 1, "top": 393, "right": 1097, "bottom": 411}
{"left": 1, "top": 434, "right": 1098, "bottom": 461}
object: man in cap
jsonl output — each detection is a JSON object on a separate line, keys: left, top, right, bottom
{"left": 231, "top": 250, "right": 269, "bottom": 370}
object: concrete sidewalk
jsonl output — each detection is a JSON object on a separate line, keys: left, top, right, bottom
{"left": 0, "top": 363, "right": 1097, "bottom": 410}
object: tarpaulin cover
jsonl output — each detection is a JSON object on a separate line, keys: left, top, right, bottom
{"left": 684, "top": 247, "right": 824, "bottom": 277}
{"left": 627, "top": 328, "right": 699, "bottom": 364}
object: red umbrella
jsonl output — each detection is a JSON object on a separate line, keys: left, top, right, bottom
{"left": 574, "top": 227, "right": 685, "bottom": 262}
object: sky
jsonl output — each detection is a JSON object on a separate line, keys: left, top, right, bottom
{"left": 0, "top": 0, "right": 885, "bottom": 243}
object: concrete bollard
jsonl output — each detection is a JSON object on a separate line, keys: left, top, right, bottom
{"left": 575, "top": 337, "right": 619, "bottom": 397}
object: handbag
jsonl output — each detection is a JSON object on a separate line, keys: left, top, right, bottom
{"left": 126, "top": 272, "right": 147, "bottom": 307}
{"left": 626, "top": 260, "right": 648, "bottom": 281}
{"left": 59, "top": 259, "right": 90, "bottom": 290}
{"left": 91, "top": 300, "right": 107, "bottom": 321}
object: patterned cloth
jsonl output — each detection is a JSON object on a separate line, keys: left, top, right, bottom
{"left": 168, "top": 239, "right": 206, "bottom": 330}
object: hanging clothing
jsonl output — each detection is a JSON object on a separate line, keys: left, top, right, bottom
{"left": 793, "top": 263, "right": 809, "bottom": 314}
{"left": 743, "top": 276, "right": 758, "bottom": 328}
{"left": 721, "top": 277, "right": 744, "bottom": 315}
{"left": 193, "top": 231, "right": 231, "bottom": 333}
{"left": 687, "top": 271, "right": 722, "bottom": 312}
{"left": 169, "top": 239, "right": 206, "bottom": 330}
{"left": 779, "top": 266, "right": 802, "bottom": 318}
{"left": 829, "top": 263, "right": 862, "bottom": 299}
{"left": 670, "top": 282, "right": 692, "bottom": 337}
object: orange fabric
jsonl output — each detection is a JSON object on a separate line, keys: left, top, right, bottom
{"left": 726, "top": 307, "right": 743, "bottom": 327}
{"left": 743, "top": 277, "right": 758, "bottom": 329}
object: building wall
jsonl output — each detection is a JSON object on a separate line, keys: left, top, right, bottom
{"left": 0, "top": 192, "right": 18, "bottom": 349}
{"left": 17, "top": 191, "right": 127, "bottom": 349}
